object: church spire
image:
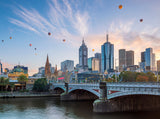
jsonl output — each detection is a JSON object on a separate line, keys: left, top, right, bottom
{"left": 45, "top": 54, "right": 51, "bottom": 77}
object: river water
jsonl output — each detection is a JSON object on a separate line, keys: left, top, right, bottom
{"left": 0, "top": 97, "right": 160, "bottom": 119}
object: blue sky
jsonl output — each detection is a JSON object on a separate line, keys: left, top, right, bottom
{"left": 0, "top": 0, "right": 160, "bottom": 75}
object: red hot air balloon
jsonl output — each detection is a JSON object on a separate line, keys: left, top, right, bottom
{"left": 48, "top": 32, "right": 51, "bottom": 36}
{"left": 63, "top": 39, "right": 66, "bottom": 42}
{"left": 119, "top": 5, "right": 123, "bottom": 9}
{"left": 9, "top": 37, "right": 12, "bottom": 39}
{"left": 29, "top": 44, "right": 32, "bottom": 47}
{"left": 140, "top": 19, "right": 143, "bottom": 22}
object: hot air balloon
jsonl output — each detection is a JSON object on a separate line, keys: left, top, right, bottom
{"left": 92, "top": 49, "right": 95, "bottom": 52}
{"left": 119, "top": 5, "right": 123, "bottom": 9}
{"left": 35, "top": 53, "right": 37, "bottom": 55}
{"left": 35, "top": 48, "right": 37, "bottom": 50}
{"left": 29, "top": 44, "right": 32, "bottom": 47}
{"left": 63, "top": 39, "right": 66, "bottom": 42}
{"left": 9, "top": 37, "right": 12, "bottom": 39}
{"left": 2, "top": 40, "right": 4, "bottom": 42}
{"left": 48, "top": 32, "right": 51, "bottom": 36}
{"left": 140, "top": 19, "right": 143, "bottom": 22}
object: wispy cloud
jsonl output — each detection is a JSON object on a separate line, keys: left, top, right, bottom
{"left": 10, "top": 0, "right": 90, "bottom": 41}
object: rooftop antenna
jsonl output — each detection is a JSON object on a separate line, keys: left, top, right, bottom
{"left": 106, "top": 30, "right": 109, "bottom": 42}
{"left": 82, "top": 37, "right": 85, "bottom": 44}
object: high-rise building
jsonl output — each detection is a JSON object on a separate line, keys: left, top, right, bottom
{"left": 95, "top": 53, "right": 101, "bottom": 72}
{"left": 145, "top": 48, "right": 153, "bottom": 71}
{"left": 79, "top": 39, "right": 88, "bottom": 71}
{"left": 126, "top": 50, "right": 134, "bottom": 66}
{"left": 0, "top": 61, "right": 2, "bottom": 74}
{"left": 61, "top": 60, "right": 74, "bottom": 72}
{"left": 88, "top": 57, "right": 100, "bottom": 72}
{"left": 157, "top": 60, "right": 160, "bottom": 73}
{"left": 92, "top": 58, "right": 99, "bottom": 72}
{"left": 141, "top": 52, "right": 145, "bottom": 62}
{"left": 88, "top": 57, "right": 93, "bottom": 71}
{"left": 45, "top": 55, "right": 51, "bottom": 77}
{"left": 101, "top": 34, "right": 114, "bottom": 73}
{"left": 119, "top": 49, "right": 126, "bottom": 72}
{"left": 152, "top": 53, "right": 156, "bottom": 71}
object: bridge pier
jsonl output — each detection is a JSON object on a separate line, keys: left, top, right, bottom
{"left": 61, "top": 83, "right": 69, "bottom": 101}
{"left": 93, "top": 82, "right": 119, "bottom": 113}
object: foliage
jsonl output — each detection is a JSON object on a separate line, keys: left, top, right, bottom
{"left": 0, "top": 77, "right": 9, "bottom": 86}
{"left": 119, "top": 71, "right": 156, "bottom": 82}
{"left": 33, "top": 78, "right": 49, "bottom": 92}
{"left": 136, "top": 75, "right": 149, "bottom": 82}
{"left": 19, "top": 89, "right": 29, "bottom": 92}
{"left": 17, "top": 75, "right": 28, "bottom": 83}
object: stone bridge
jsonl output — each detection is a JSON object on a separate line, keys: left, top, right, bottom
{"left": 51, "top": 82, "right": 160, "bottom": 112}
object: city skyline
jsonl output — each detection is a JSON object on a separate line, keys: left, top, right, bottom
{"left": 1, "top": 0, "right": 160, "bottom": 75}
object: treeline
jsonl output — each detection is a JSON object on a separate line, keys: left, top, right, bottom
{"left": 104, "top": 71, "right": 157, "bottom": 82}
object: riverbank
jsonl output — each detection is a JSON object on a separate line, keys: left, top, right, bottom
{"left": 0, "top": 92, "right": 60, "bottom": 98}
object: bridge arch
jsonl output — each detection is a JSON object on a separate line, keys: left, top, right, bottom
{"left": 69, "top": 88, "right": 100, "bottom": 97}
{"left": 107, "top": 94, "right": 160, "bottom": 112}
{"left": 67, "top": 89, "right": 99, "bottom": 100}
{"left": 53, "top": 87, "right": 65, "bottom": 94}
{"left": 108, "top": 91, "right": 160, "bottom": 99}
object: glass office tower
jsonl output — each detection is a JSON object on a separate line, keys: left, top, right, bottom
{"left": 101, "top": 34, "right": 114, "bottom": 73}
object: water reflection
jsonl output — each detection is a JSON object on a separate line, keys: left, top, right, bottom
{"left": 0, "top": 97, "right": 160, "bottom": 119}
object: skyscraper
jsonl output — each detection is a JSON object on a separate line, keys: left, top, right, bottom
{"left": 88, "top": 57, "right": 100, "bottom": 72}
{"left": 95, "top": 53, "right": 101, "bottom": 72}
{"left": 92, "top": 58, "right": 99, "bottom": 72}
{"left": 61, "top": 60, "right": 74, "bottom": 72}
{"left": 101, "top": 34, "right": 114, "bottom": 73}
{"left": 126, "top": 50, "right": 134, "bottom": 66}
{"left": 45, "top": 55, "right": 51, "bottom": 77}
{"left": 88, "top": 57, "right": 93, "bottom": 71}
{"left": 141, "top": 52, "right": 145, "bottom": 62}
{"left": 145, "top": 48, "right": 153, "bottom": 71}
{"left": 152, "top": 53, "right": 156, "bottom": 71}
{"left": 0, "top": 60, "right": 3, "bottom": 74}
{"left": 157, "top": 60, "right": 160, "bottom": 73}
{"left": 119, "top": 49, "right": 126, "bottom": 72}
{"left": 79, "top": 39, "right": 88, "bottom": 71}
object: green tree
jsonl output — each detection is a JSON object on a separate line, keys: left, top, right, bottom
{"left": 17, "top": 75, "right": 28, "bottom": 90}
{"left": 9, "top": 83, "right": 15, "bottom": 93}
{"left": 33, "top": 78, "right": 48, "bottom": 92}
{"left": 146, "top": 72, "right": 156, "bottom": 82}
{"left": 136, "top": 75, "right": 149, "bottom": 82}
{"left": 0, "top": 77, "right": 9, "bottom": 91}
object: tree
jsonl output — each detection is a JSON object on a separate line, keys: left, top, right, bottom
{"left": 33, "top": 78, "right": 48, "bottom": 92}
{"left": 136, "top": 75, "right": 149, "bottom": 82}
{"left": 0, "top": 77, "right": 9, "bottom": 91}
{"left": 17, "top": 75, "right": 28, "bottom": 90}
{"left": 146, "top": 72, "right": 156, "bottom": 82}
{"left": 9, "top": 83, "right": 15, "bottom": 93}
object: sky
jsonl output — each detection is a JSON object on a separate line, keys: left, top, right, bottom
{"left": 0, "top": 0, "right": 160, "bottom": 76}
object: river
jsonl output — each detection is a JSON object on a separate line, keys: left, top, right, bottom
{"left": 0, "top": 97, "right": 160, "bottom": 119}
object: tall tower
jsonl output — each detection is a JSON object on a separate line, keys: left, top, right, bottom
{"left": 101, "top": 34, "right": 114, "bottom": 73}
{"left": 0, "top": 60, "right": 2, "bottom": 74}
{"left": 119, "top": 49, "right": 126, "bottom": 72}
{"left": 79, "top": 38, "right": 88, "bottom": 71}
{"left": 45, "top": 55, "right": 51, "bottom": 77}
